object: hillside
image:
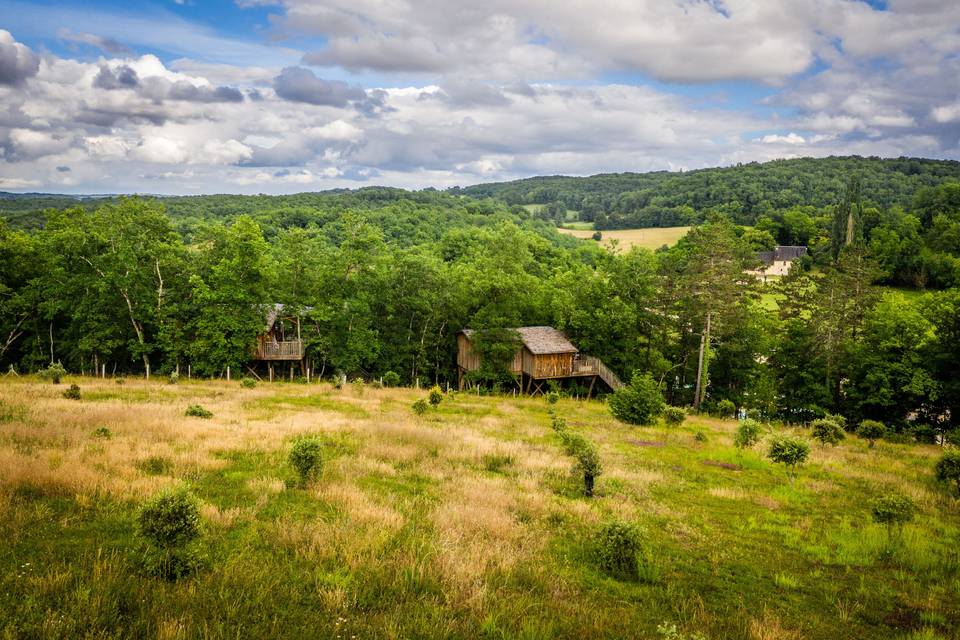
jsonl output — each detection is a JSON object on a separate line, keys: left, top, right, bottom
{"left": 2, "top": 376, "right": 957, "bottom": 639}
{"left": 457, "top": 156, "right": 960, "bottom": 229}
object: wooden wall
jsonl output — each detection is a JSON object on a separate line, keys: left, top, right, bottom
{"left": 528, "top": 352, "right": 575, "bottom": 378}
{"left": 457, "top": 334, "right": 522, "bottom": 373}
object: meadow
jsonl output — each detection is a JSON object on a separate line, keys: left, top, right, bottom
{"left": 558, "top": 226, "right": 693, "bottom": 251}
{"left": 1, "top": 376, "right": 958, "bottom": 639}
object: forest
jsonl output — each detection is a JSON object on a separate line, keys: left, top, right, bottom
{"left": 0, "top": 156, "right": 958, "bottom": 439}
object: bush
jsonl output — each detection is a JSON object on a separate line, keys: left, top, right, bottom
{"left": 545, "top": 391, "right": 560, "bottom": 405}
{"left": 694, "top": 430, "right": 707, "bottom": 443}
{"left": 412, "top": 398, "right": 429, "bottom": 416}
{"left": 575, "top": 442, "right": 602, "bottom": 497}
{"left": 592, "top": 230, "right": 602, "bottom": 241}
{"left": 61, "top": 384, "right": 81, "bottom": 400}
{"left": 734, "top": 419, "right": 762, "bottom": 450}
{"left": 767, "top": 435, "right": 810, "bottom": 484}
{"left": 550, "top": 413, "right": 568, "bottom": 433}
{"left": 428, "top": 385, "right": 443, "bottom": 406}
{"left": 168, "top": 372, "right": 179, "bottom": 385}
{"left": 185, "top": 404, "right": 213, "bottom": 419}
{"left": 240, "top": 377, "right": 256, "bottom": 389}
{"left": 811, "top": 418, "right": 845, "bottom": 446}
{"left": 38, "top": 362, "right": 66, "bottom": 384}
{"left": 559, "top": 430, "right": 589, "bottom": 456}
{"left": 715, "top": 399, "right": 736, "bottom": 418}
{"left": 935, "top": 450, "right": 960, "bottom": 497}
{"left": 870, "top": 493, "right": 916, "bottom": 542}
{"left": 383, "top": 371, "right": 401, "bottom": 387}
{"left": 92, "top": 426, "right": 112, "bottom": 439}
{"left": 857, "top": 420, "right": 886, "bottom": 448}
{"left": 370, "top": 379, "right": 383, "bottom": 389}
{"left": 608, "top": 372, "right": 665, "bottom": 426}
{"left": 289, "top": 436, "right": 323, "bottom": 485}
{"left": 352, "top": 378, "right": 365, "bottom": 396}
{"left": 662, "top": 406, "right": 686, "bottom": 427}
{"left": 593, "top": 521, "right": 641, "bottom": 581}
{"left": 115, "top": 377, "right": 125, "bottom": 385}
{"left": 137, "top": 488, "right": 202, "bottom": 549}
{"left": 825, "top": 413, "right": 848, "bottom": 431}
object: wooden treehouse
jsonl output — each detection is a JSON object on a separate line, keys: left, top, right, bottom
{"left": 254, "top": 304, "right": 306, "bottom": 381}
{"left": 456, "top": 326, "right": 624, "bottom": 396}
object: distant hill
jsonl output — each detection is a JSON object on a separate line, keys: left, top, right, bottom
{"left": 455, "top": 156, "right": 960, "bottom": 229}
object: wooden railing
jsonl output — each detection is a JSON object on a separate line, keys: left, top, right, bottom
{"left": 574, "top": 355, "right": 624, "bottom": 390}
{"left": 255, "top": 339, "right": 304, "bottom": 361}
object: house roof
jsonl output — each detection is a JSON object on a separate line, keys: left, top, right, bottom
{"left": 264, "top": 303, "right": 313, "bottom": 331}
{"left": 461, "top": 326, "right": 579, "bottom": 355}
{"left": 758, "top": 245, "right": 808, "bottom": 265}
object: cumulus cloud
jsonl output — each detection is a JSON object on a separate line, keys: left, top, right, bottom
{"left": 0, "top": 30, "right": 39, "bottom": 86}
{"left": 94, "top": 64, "right": 139, "bottom": 90}
{"left": 272, "top": 66, "right": 366, "bottom": 107}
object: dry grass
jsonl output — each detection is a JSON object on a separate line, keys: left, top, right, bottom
{"left": 558, "top": 226, "right": 692, "bottom": 250}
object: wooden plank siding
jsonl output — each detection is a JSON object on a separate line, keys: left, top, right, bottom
{"left": 527, "top": 352, "right": 574, "bottom": 378}
{"left": 457, "top": 333, "right": 522, "bottom": 373}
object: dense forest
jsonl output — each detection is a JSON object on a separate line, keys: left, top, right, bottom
{"left": 0, "top": 157, "right": 958, "bottom": 440}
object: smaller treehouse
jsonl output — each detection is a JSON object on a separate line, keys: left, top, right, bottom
{"left": 254, "top": 304, "right": 307, "bottom": 380}
{"left": 457, "top": 326, "right": 623, "bottom": 396}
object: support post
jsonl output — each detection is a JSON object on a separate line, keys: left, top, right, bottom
{"left": 145, "top": 363, "right": 150, "bottom": 380}
{"left": 227, "top": 366, "right": 231, "bottom": 381}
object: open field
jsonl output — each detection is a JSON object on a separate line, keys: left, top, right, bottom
{"left": 559, "top": 226, "right": 693, "bottom": 251}
{"left": 1, "top": 377, "right": 958, "bottom": 639}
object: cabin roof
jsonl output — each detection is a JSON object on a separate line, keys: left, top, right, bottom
{"left": 758, "top": 245, "right": 808, "bottom": 265}
{"left": 461, "top": 326, "right": 579, "bottom": 355}
{"left": 264, "top": 303, "right": 312, "bottom": 331}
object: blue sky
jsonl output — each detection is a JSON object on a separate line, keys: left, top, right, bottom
{"left": 0, "top": 0, "right": 958, "bottom": 193}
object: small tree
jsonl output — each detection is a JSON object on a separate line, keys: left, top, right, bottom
{"left": 811, "top": 418, "right": 845, "bottom": 446}
{"left": 428, "top": 385, "right": 443, "bottom": 406}
{"left": 550, "top": 413, "right": 568, "bottom": 434}
{"left": 715, "top": 399, "right": 736, "bottom": 419}
{"left": 137, "top": 487, "right": 204, "bottom": 580}
{"left": 185, "top": 404, "right": 213, "bottom": 418}
{"left": 594, "top": 521, "right": 641, "bottom": 581}
{"left": 575, "top": 442, "right": 602, "bottom": 497}
{"left": 870, "top": 494, "right": 915, "bottom": 545}
{"left": 412, "top": 398, "right": 429, "bottom": 416}
{"left": 546, "top": 391, "right": 560, "bottom": 405}
{"left": 767, "top": 435, "right": 810, "bottom": 485}
{"left": 383, "top": 371, "right": 400, "bottom": 387}
{"left": 38, "top": 362, "right": 67, "bottom": 384}
{"left": 240, "top": 377, "right": 256, "bottom": 389}
{"left": 734, "top": 419, "right": 762, "bottom": 451}
{"left": 857, "top": 420, "right": 886, "bottom": 448}
{"left": 62, "top": 384, "right": 81, "bottom": 400}
{"left": 935, "top": 450, "right": 960, "bottom": 497}
{"left": 608, "top": 372, "right": 665, "bottom": 426}
{"left": 663, "top": 406, "right": 686, "bottom": 427}
{"left": 168, "top": 372, "right": 179, "bottom": 385}
{"left": 289, "top": 436, "right": 323, "bottom": 485}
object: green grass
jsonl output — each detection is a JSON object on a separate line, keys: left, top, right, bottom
{"left": 1, "top": 378, "right": 959, "bottom": 639}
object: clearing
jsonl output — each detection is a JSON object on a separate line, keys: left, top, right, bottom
{"left": 1, "top": 377, "right": 957, "bottom": 639}
{"left": 559, "top": 226, "right": 692, "bottom": 251}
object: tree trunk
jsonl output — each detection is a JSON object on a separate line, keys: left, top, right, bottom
{"left": 693, "top": 310, "right": 711, "bottom": 412}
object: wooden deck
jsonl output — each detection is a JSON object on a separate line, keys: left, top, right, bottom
{"left": 254, "top": 339, "right": 304, "bottom": 361}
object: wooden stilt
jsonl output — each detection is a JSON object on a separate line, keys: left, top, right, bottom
{"left": 587, "top": 375, "right": 597, "bottom": 400}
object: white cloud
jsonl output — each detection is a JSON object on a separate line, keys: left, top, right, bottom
{"left": 758, "top": 133, "right": 806, "bottom": 145}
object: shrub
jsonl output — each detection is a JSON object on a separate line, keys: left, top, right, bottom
{"left": 715, "top": 399, "right": 736, "bottom": 418}
{"left": 383, "top": 371, "right": 401, "bottom": 387}
{"left": 545, "top": 391, "right": 560, "bottom": 405}
{"left": 167, "top": 372, "right": 179, "bottom": 385}
{"left": 575, "top": 442, "right": 602, "bottom": 497}
{"left": 825, "top": 413, "right": 848, "bottom": 431}
{"left": 592, "top": 230, "right": 602, "bottom": 241}
{"left": 694, "top": 430, "right": 707, "bottom": 443}
{"left": 370, "top": 379, "right": 383, "bottom": 389}
{"left": 241, "top": 377, "right": 256, "bottom": 389}
{"left": 61, "top": 384, "right": 81, "bottom": 400}
{"left": 352, "top": 378, "right": 365, "bottom": 396}
{"left": 428, "top": 385, "right": 443, "bottom": 406}
{"left": 92, "top": 426, "right": 112, "bottom": 439}
{"left": 593, "top": 521, "right": 641, "bottom": 581}
{"left": 857, "top": 420, "right": 886, "bottom": 448}
{"left": 734, "top": 419, "right": 762, "bottom": 450}
{"left": 483, "top": 453, "right": 514, "bottom": 473}
{"left": 115, "top": 377, "right": 125, "bottom": 385}
{"left": 137, "top": 488, "right": 202, "bottom": 549}
{"left": 559, "top": 430, "right": 589, "bottom": 456}
{"left": 935, "top": 450, "right": 960, "bottom": 497}
{"left": 811, "top": 418, "right": 845, "bottom": 446}
{"left": 289, "top": 436, "right": 323, "bottom": 485}
{"left": 37, "top": 362, "right": 66, "bottom": 384}
{"left": 185, "top": 404, "right": 213, "bottom": 419}
{"left": 550, "top": 413, "right": 568, "bottom": 434}
{"left": 608, "top": 372, "right": 665, "bottom": 426}
{"left": 870, "top": 493, "right": 916, "bottom": 543}
{"left": 663, "top": 406, "right": 686, "bottom": 427}
{"left": 412, "top": 398, "right": 429, "bottom": 416}
{"left": 767, "top": 435, "right": 810, "bottom": 484}
{"left": 137, "top": 455, "right": 172, "bottom": 475}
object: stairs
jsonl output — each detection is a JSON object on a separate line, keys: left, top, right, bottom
{"left": 574, "top": 356, "right": 624, "bottom": 391}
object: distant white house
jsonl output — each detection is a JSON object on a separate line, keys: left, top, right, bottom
{"left": 747, "top": 245, "right": 808, "bottom": 282}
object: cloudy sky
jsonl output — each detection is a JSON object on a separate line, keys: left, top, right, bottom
{"left": 0, "top": 0, "right": 958, "bottom": 194}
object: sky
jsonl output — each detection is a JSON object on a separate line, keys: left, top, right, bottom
{"left": 0, "top": 0, "right": 958, "bottom": 194}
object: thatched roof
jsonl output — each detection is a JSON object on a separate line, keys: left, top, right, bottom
{"left": 461, "top": 326, "right": 578, "bottom": 355}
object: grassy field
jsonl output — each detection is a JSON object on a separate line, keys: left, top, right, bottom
{"left": 1, "top": 377, "right": 958, "bottom": 639}
{"left": 559, "top": 226, "right": 693, "bottom": 251}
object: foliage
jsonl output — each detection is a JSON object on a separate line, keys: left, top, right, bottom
{"left": 61, "top": 384, "right": 81, "bottom": 400}
{"left": 352, "top": 378, "right": 365, "bottom": 396}
{"left": 694, "top": 430, "right": 707, "bottom": 443}
{"left": 593, "top": 521, "right": 642, "bottom": 581}
{"left": 92, "top": 426, "right": 112, "bottom": 439}
{"left": 168, "top": 372, "right": 179, "bottom": 385}
{"left": 767, "top": 435, "right": 811, "bottom": 483}
{"left": 857, "top": 420, "right": 887, "bottom": 447}
{"left": 411, "top": 398, "right": 429, "bottom": 415}
{"left": 870, "top": 494, "right": 916, "bottom": 542}
{"left": 811, "top": 418, "right": 846, "bottom": 446}
{"left": 935, "top": 451, "right": 960, "bottom": 496}
{"left": 240, "top": 377, "right": 256, "bottom": 389}
{"left": 383, "top": 371, "right": 401, "bottom": 387}
{"left": 609, "top": 372, "right": 665, "bottom": 425}
{"left": 715, "top": 399, "right": 736, "bottom": 418}
{"left": 574, "top": 441, "right": 603, "bottom": 497}
{"left": 185, "top": 404, "right": 213, "bottom": 419}
{"left": 288, "top": 437, "right": 323, "bottom": 485}
{"left": 545, "top": 391, "right": 560, "bottom": 405}
{"left": 734, "top": 419, "right": 762, "bottom": 450}
{"left": 662, "top": 406, "right": 686, "bottom": 427}
{"left": 550, "top": 412, "right": 568, "bottom": 433}
{"left": 37, "top": 362, "right": 66, "bottom": 384}
{"left": 428, "top": 385, "right": 443, "bottom": 406}
{"left": 137, "top": 488, "right": 202, "bottom": 549}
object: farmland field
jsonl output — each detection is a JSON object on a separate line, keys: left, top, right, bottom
{"left": 1, "top": 377, "right": 957, "bottom": 639}
{"left": 559, "top": 226, "right": 693, "bottom": 250}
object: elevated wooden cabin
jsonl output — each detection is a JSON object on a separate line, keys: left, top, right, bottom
{"left": 254, "top": 304, "right": 305, "bottom": 361}
{"left": 457, "top": 326, "right": 623, "bottom": 395}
